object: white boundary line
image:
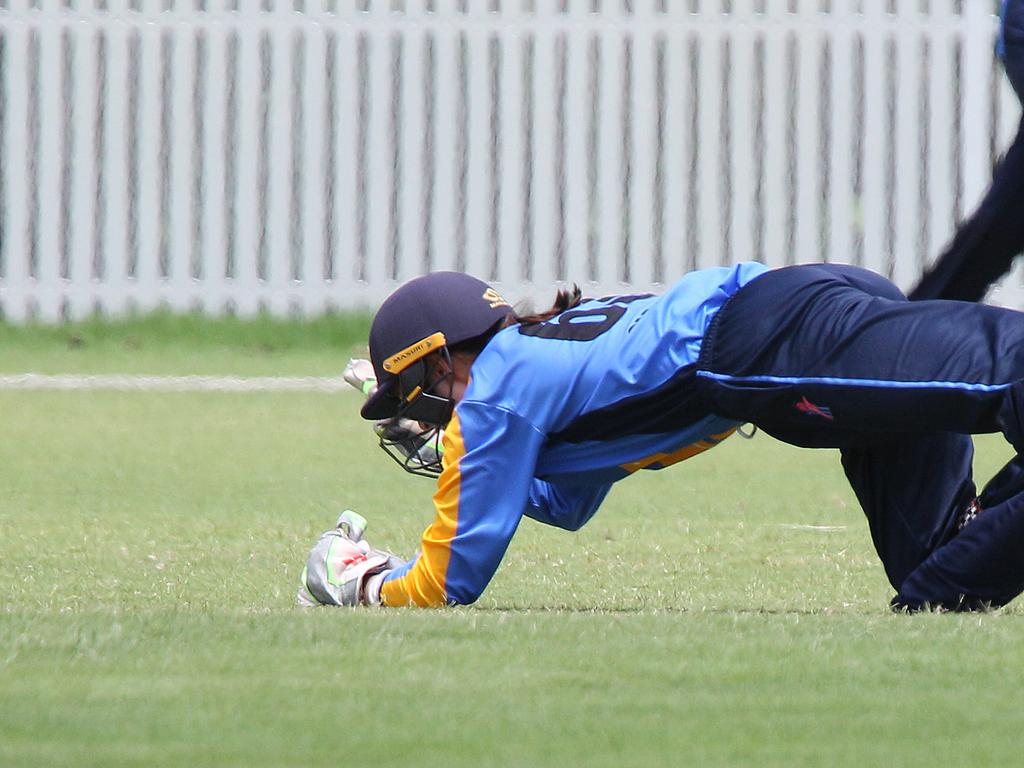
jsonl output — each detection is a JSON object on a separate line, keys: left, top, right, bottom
{"left": 0, "top": 373, "right": 350, "bottom": 393}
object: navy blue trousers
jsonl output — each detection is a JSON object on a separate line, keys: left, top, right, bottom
{"left": 698, "top": 264, "right": 1024, "bottom": 610}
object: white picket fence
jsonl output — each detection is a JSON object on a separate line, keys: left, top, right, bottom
{"left": 0, "top": 0, "right": 1019, "bottom": 322}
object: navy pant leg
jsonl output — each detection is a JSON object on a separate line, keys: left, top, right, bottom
{"left": 980, "top": 454, "right": 1024, "bottom": 509}
{"left": 698, "top": 263, "right": 1024, "bottom": 606}
{"left": 897, "top": 419, "right": 1024, "bottom": 609}
{"left": 896, "top": 439, "right": 1024, "bottom": 609}
{"left": 840, "top": 434, "right": 976, "bottom": 592}
{"left": 910, "top": 0, "right": 1024, "bottom": 303}
{"left": 898, "top": 493, "right": 1024, "bottom": 609}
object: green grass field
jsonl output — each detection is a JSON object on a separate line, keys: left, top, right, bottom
{"left": 3, "top": 315, "right": 1024, "bottom": 767}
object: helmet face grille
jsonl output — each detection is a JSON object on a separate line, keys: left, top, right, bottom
{"left": 373, "top": 346, "right": 454, "bottom": 478}
{"left": 375, "top": 419, "right": 445, "bottom": 479}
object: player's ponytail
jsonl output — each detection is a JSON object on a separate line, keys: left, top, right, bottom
{"left": 514, "top": 284, "right": 583, "bottom": 326}
{"left": 446, "top": 283, "right": 583, "bottom": 358}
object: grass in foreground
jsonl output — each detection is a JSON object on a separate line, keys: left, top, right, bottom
{"left": 1, "top": 374, "right": 1023, "bottom": 767}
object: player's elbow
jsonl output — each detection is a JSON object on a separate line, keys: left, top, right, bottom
{"left": 443, "top": 569, "right": 490, "bottom": 606}
{"left": 445, "top": 583, "right": 484, "bottom": 606}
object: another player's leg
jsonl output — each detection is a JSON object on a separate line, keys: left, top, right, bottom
{"left": 1000, "top": 0, "right": 1024, "bottom": 99}
{"left": 908, "top": 118, "right": 1024, "bottom": 302}
{"left": 909, "top": 0, "right": 1024, "bottom": 302}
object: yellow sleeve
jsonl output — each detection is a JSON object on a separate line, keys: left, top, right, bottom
{"left": 379, "top": 414, "right": 467, "bottom": 607}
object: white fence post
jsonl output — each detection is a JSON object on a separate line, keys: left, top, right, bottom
{"left": 34, "top": 0, "right": 64, "bottom": 320}
{"left": 199, "top": 0, "right": 229, "bottom": 313}
{"left": 66, "top": 0, "right": 100, "bottom": 319}
{"left": 2, "top": 0, "right": 32, "bottom": 321}
{"left": 0, "top": 1, "right": 1017, "bottom": 320}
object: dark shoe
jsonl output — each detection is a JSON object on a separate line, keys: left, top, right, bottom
{"left": 890, "top": 593, "right": 994, "bottom": 614}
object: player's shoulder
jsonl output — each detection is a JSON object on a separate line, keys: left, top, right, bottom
{"left": 462, "top": 322, "right": 581, "bottom": 418}
{"left": 663, "top": 262, "right": 770, "bottom": 298}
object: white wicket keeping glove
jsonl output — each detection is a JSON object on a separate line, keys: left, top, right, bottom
{"left": 297, "top": 510, "right": 405, "bottom": 608}
{"left": 342, "top": 358, "right": 378, "bottom": 397}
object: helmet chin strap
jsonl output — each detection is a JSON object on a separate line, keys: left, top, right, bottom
{"left": 401, "top": 390, "right": 454, "bottom": 427}
{"left": 394, "top": 347, "right": 456, "bottom": 428}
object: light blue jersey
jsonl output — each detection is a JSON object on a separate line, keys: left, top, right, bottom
{"left": 380, "top": 262, "right": 770, "bottom": 607}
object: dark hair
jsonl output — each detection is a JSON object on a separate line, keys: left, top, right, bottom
{"left": 446, "top": 284, "right": 583, "bottom": 357}
{"left": 514, "top": 284, "right": 582, "bottom": 325}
